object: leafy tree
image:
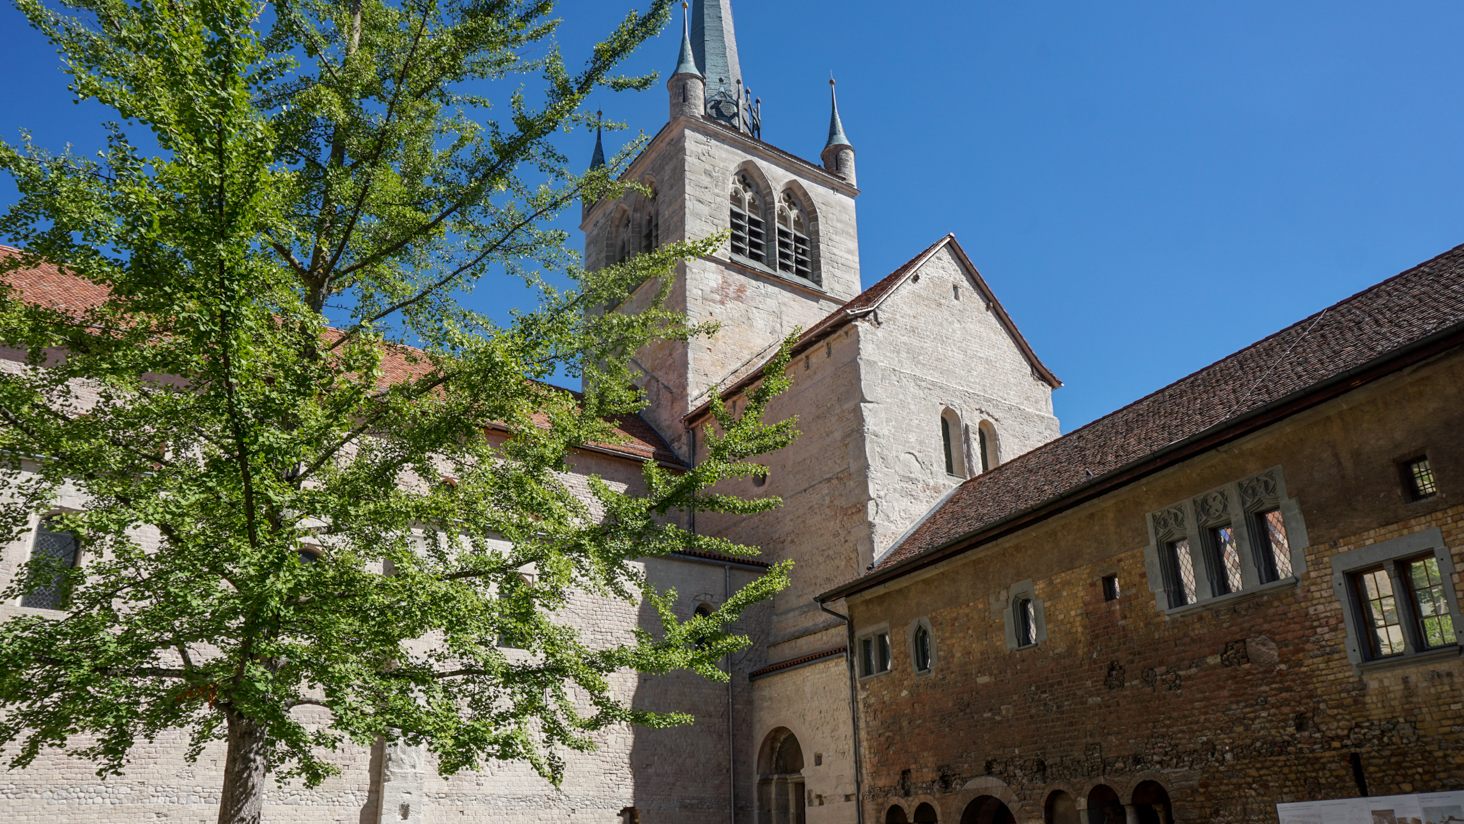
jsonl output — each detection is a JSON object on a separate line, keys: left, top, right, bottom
{"left": 0, "top": 0, "right": 795, "bottom": 821}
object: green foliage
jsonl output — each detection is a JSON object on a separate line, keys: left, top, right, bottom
{"left": 0, "top": 0, "right": 794, "bottom": 805}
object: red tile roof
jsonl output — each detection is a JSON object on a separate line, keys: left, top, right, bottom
{"left": 826, "top": 241, "right": 1464, "bottom": 599}
{"left": 684, "top": 234, "right": 1060, "bottom": 424}
{"left": 0, "top": 246, "right": 682, "bottom": 467}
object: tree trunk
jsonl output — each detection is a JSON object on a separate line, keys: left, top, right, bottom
{"left": 217, "top": 710, "right": 269, "bottom": 824}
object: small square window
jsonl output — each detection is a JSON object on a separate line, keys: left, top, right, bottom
{"left": 1101, "top": 575, "right": 1120, "bottom": 602}
{"left": 1402, "top": 457, "right": 1438, "bottom": 501}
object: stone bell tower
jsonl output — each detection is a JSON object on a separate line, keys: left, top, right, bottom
{"left": 582, "top": 0, "right": 863, "bottom": 461}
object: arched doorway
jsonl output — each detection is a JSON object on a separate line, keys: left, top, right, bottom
{"left": 1046, "top": 790, "right": 1080, "bottom": 824}
{"left": 1131, "top": 781, "right": 1173, "bottom": 824}
{"left": 1087, "top": 785, "right": 1125, "bottom": 824}
{"left": 756, "top": 728, "right": 806, "bottom": 824}
{"left": 886, "top": 806, "right": 910, "bottom": 824}
{"left": 915, "top": 802, "right": 940, "bottom": 823}
{"left": 960, "top": 795, "right": 1016, "bottom": 824}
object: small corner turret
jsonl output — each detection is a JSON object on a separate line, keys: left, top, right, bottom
{"left": 821, "top": 78, "right": 856, "bottom": 186}
{"left": 668, "top": 2, "right": 705, "bottom": 122}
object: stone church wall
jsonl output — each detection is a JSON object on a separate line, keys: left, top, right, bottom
{"left": 846, "top": 347, "right": 1464, "bottom": 824}
{"left": 859, "top": 244, "right": 1062, "bottom": 563}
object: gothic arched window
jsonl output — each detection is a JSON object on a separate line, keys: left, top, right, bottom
{"left": 912, "top": 621, "right": 933, "bottom": 672}
{"left": 616, "top": 213, "right": 631, "bottom": 265}
{"left": 776, "top": 192, "right": 813, "bottom": 282}
{"left": 730, "top": 173, "right": 767, "bottom": 264}
{"left": 1014, "top": 595, "right": 1037, "bottom": 648}
{"left": 640, "top": 187, "right": 660, "bottom": 253}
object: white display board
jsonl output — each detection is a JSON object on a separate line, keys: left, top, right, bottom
{"left": 1278, "top": 792, "right": 1464, "bottom": 824}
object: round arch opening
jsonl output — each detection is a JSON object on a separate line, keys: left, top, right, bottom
{"left": 886, "top": 805, "right": 910, "bottom": 824}
{"left": 960, "top": 795, "right": 1016, "bottom": 824}
{"left": 1045, "top": 790, "right": 1080, "bottom": 824}
{"left": 1131, "top": 781, "right": 1173, "bottom": 824}
{"left": 756, "top": 728, "right": 806, "bottom": 824}
{"left": 914, "top": 802, "right": 939, "bottom": 823}
{"left": 1087, "top": 785, "right": 1124, "bottom": 824}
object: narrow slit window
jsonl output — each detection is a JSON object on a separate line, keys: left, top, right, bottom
{"left": 1406, "top": 556, "right": 1455, "bottom": 650}
{"left": 1207, "top": 525, "right": 1243, "bottom": 596}
{"left": 20, "top": 518, "right": 80, "bottom": 610}
{"left": 1102, "top": 574, "right": 1120, "bottom": 602}
{"left": 1354, "top": 566, "right": 1406, "bottom": 658}
{"left": 941, "top": 416, "right": 955, "bottom": 475}
{"left": 912, "top": 625, "right": 931, "bottom": 672}
{"left": 1166, "top": 538, "right": 1197, "bottom": 606}
{"left": 1253, "top": 508, "right": 1293, "bottom": 582}
{"left": 1014, "top": 597, "right": 1037, "bottom": 647}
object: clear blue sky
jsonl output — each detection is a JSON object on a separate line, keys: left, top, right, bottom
{"left": 2, "top": 1, "right": 1461, "bottom": 431}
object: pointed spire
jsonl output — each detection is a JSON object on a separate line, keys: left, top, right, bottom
{"left": 825, "top": 77, "right": 852, "bottom": 150}
{"left": 692, "top": 0, "right": 745, "bottom": 129}
{"left": 673, "top": 2, "right": 700, "bottom": 78}
{"left": 589, "top": 111, "right": 605, "bottom": 170}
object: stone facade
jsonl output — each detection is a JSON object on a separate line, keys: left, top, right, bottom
{"left": 842, "top": 336, "right": 1464, "bottom": 824}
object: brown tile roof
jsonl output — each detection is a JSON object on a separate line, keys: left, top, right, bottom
{"left": 827, "top": 241, "right": 1464, "bottom": 598}
{"left": 748, "top": 645, "right": 846, "bottom": 680}
{"left": 684, "top": 234, "right": 1060, "bottom": 424}
{"left": 0, "top": 246, "right": 682, "bottom": 467}
{"left": 669, "top": 548, "right": 772, "bottom": 568}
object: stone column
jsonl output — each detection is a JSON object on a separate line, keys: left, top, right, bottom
{"left": 1123, "top": 805, "right": 1142, "bottom": 824}
{"left": 374, "top": 739, "right": 426, "bottom": 824}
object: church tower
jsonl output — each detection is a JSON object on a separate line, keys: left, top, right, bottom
{"left": 581, "top": 0, "right": 862, "bottom": 461}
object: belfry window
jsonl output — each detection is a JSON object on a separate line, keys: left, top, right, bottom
{"left": 776, "top": 193, "right": 813, "bottom": 282}
{"left": 730, "top": 174, "right": 767, "bottom": 264}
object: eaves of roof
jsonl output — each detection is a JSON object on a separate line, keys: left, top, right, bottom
{"left": 819, "top": 313, "right": 1464, "bottom": 605}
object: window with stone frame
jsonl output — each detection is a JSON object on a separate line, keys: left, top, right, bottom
{"left": 729, "top": 174, "right": 767, "bottom": 265}
{"left": 856, "top": 626, "right": 891, "bottom": 677}
{"left": 1002, "top": 580, "right": 1047, "bottom": 650}
{"left": 640, "top": 187, "right": 660, "bottom": 254}
{"left": 775, "top": 192, "right": 815, "bottom": 284}
{"left": 1144, "top": 467, "right": 1308, "bottom": 613}
{"left": 909, "top": 618, "right": 935, "bottom": 673}
{"left": 19, "top": 517, "right": 80, "bottom": 610}
{"left": 1330, "top": 527, "right": 1463, "bottom": 669}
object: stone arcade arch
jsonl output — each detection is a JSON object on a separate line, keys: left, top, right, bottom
{"left": 1130, "top": 781, "right": 1173, "bottom": 824}
{"left": 1086, "top": 785, "right": 1125, "bottom": 824}
{"left": 757, "top": 728, "right": 806, "bottom": 824}
{"left": 886, "top": 806, "right": 910, "bottom": 824}
{"left": 914, "top": 802, "right": 940, "bottom": 823}
{"left": 1044, "top": 790, "right": 1079, "bottom": 824}
{"left": 960, "top": 796, "right": 1016, "bottom": 824}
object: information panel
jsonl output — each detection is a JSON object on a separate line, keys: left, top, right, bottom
{"left": 1277, "top": 792, "right": 1464, "bottom": 824}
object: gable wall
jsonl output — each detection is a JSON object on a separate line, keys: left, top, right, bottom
{"left": 858, "top": 245, "right": 1061, "bottom": 561}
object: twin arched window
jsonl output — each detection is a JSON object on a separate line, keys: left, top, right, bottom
{"left": 730, "top": 174, "right": 818, "bottom": 286}
{"left": 941, "top": 411, "right": 1000, "bottom": 479}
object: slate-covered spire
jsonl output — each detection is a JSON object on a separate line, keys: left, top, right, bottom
{"left": 821, "top": 79, "right": 857, "bottom": 185}
{"left": 589, "top": 111, "right": 605, "bottom": 170}
{"left": 825, "top": 78, "right": 852, "bottom": 150}
{"left": 673, "top": 2, "right": 700, "bottom": 79}
{"left": 691, "top": 0, "right": 745, "bottom": 130}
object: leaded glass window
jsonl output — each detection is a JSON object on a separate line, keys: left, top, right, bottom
{"left": 1407, "top": 556, "right": 1455, "bottom": 650}
{"left": 776, "top": 193, "right": 812, "bottom": 281}
{"left": 1166, "top": 538, "right": 1197, "bottom": 607}
{"left": 1207, "top": 525, "right": 1243, "bottom": 596}
{"left": 1354, "top": 567, "right": 1406, "bottom": 658}
{"left": 1253, "top": 508, "right": 1293, "bottom": 582}
{"left": 20, "top": 519, "right": 79, "bottom": 610}
{"left": 730, "top": 175, "right": 766, "bottom": 264}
